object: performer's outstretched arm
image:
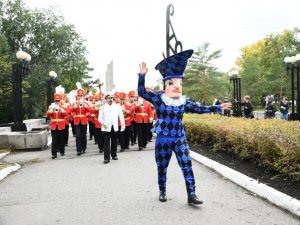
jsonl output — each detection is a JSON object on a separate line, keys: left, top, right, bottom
{"left": 185, "top": 100, "right": 221, "bottom": 114}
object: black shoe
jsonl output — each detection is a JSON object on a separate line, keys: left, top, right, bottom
{"left": 125, "top": 147, "right": 130, "bottom": 150}
{"left": 131, "top": 143, "right": 134, "bottom": 146}
{"left": 138, "top": 147, "right": 142, "bottom": 151}
{"left": 77, "top": 152, "right": 81, "bottom": 156}
{"left": 159, "top": 192, "right": 167, "bottom": 202}
{"left": 112, "top": 156, "right": 118, "bottom": 160}
{"left": 149, "top": 140, "right": 152, "bottom": 142}
{"left": 104, "top": 159, "right": 110, "bottom": 164}
{"left": 60, "top": 153, "right": 65, "bottom": 156}
{"left": 95, "top": 142, "right": 98, "bottom": 145}
{"left": 188, "top": 195, "right": 203, "bottom": 205}
{"left": 81, "top": 150, "right": 86, "bottom": 154}
{"left": 120, "top": 149, "right": 125, "bottom": 152}
{"left": 89, "top": 137, "right": 92, "bottom": 140}
{"left": 52, "top": 155, "right": 57, "bottom": 159}
{"left": 142, "top": 145, "right": 147, "bottom": 148}
{"left": 65, "top": 143, "right": 68, "bottom": 146}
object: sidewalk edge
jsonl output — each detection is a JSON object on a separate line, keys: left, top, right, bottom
{"left": 190, "top": 150, "right": 300, "bottom": 217}
{"left": 0, "top": 152, "right": 10, "bottom": 160}
{"left": 0, "top": 163, "right": 21, "bottom": 182}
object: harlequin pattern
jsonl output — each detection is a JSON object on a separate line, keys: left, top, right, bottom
{"left": 155, "top": 134, "right": 195, "bottom": 195}
{"left": 138, "top": 74, "right": 221, "bottom": 195}
{"left": 155, "top": 49, "right": 194, "bottom": 81}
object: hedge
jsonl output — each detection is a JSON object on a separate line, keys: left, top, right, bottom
{"left": 183, "top": 114, "right": 300, "bottom": 181}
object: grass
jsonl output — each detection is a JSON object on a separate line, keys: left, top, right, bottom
{"left": 0, "top": 163, "right": 13, "bottom": 170}
{"left": 0, "top": 148, "right": 9, "bottom": 154}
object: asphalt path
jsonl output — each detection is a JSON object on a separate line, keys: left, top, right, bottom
{"left": 0, "top": 135, "right": 299, "bottom": 225}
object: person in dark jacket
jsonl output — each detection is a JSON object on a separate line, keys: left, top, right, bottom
{"left": 264, "top": 95, "right": 276, "bottom": 119}
{"left": 237, "top": 95, "right": 254, "bottom": 119}
{"left": 223, "top": 97, "right": 231, "bottom": 117}
{"left": 280, "top": 96, "right": 289, "bottom": 120}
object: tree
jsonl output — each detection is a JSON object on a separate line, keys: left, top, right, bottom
{"left": 236, "top": 28, "right": 300, "bottom": 106}
{"left": 184, "top": 43, "right": 230, "bottom": 104}
{"left": 0, "top": 0, "right": 92, "bottom": 120}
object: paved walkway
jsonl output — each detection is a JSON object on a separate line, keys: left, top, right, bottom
{"left": 0, "top": 135, "right": 299, "bottom": 225}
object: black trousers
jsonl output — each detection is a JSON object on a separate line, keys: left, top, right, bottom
{"left": 148, "top": 122, "right": 153, "bottom": 141}
{"left": 75, "top": 124, "right": 87, "bottom": 153}
{"left": 124, "top": 125, "right": 131, "bottom": 149}
{"left": 51, "top": 129, "right": 65, "bottom": 156}
{"left": 131, "top": 122, "right": 137, "bottom": 144}
{"left": 88, "top": 121, "right": 95, "bottom": 139}
{"left": 102, "top": 126, "right": 117, "bottom": 160}
{"left": 118, "top": 126, "right": 126, "bottom": 150}
{"left": 64, "top": 125, "right": 69, "bottom": 145}
{"left": 136, "top": 123, "right": 148, "bottom": 148}
{"left": 94, "top": 127, "right": 104, "bottom": 150}
{"left": 70, "top": 120, "right": 75, "bottom": 136}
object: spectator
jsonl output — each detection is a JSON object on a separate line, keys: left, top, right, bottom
{"left": 223, "top": 97, "right": 231, "bottom": 117}
{"left": 264, "top": 95, "right": 276, "bottom": 119}
{"left": 280, "top": 96, "right": 289, "bottom": 120}
{"left": 237, "top": 95, "right": 254, "bottom": 119}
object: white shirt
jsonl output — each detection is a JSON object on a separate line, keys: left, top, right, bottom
{"left": 98, "top": 103, "right": 125, "bottom": 132}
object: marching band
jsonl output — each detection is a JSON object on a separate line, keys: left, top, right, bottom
{"left": 46, "top": 85, "right": 155, "bottom": 163}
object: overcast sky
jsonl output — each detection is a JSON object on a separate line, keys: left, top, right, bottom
{"left": 25, "top": 0, "right": 300, "bottom": 92}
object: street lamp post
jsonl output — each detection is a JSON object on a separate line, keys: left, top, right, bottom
{"left": 228, "top": 70, "right": 242, "bottom": 117}
{"left": 47, "top": 71, "right": 57, "bottom": 109}
{"left": 284, "top": 54, "right": 300, "bottom": 121}
{"left": 12, "top": 50, "right": 31, "bottom": 132}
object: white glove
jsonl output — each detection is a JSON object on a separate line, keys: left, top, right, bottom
{"left": 120, "top": 125, "right": 125, "bottom": 132}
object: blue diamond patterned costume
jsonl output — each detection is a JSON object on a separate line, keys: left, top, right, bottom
{"left": 138, "top": 49, "right": 222, "bottom": 201}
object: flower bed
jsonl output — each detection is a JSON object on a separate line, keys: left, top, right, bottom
{"left": 183, "top": 114, "right": 300, "bottom": 181}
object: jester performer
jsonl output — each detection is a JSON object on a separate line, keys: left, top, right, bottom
{"left": 137, "top": 49, "right": 231, "bottom": 205}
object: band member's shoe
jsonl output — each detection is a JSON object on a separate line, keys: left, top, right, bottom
{"left": 52, "top": 155, "right": 57, "bottom": 159}
{"left": 81, "top": 150, "right": 86, "bottom": 154}
{"left": 112, "top": 156, "right": 118, "bottom": 160}
{"left": 89, "top": 137, "right": 92, "bottom": 140}
{"left": 60, "top": 153, "right": 65, "bottom": 156}
{"left": 104, "top": 159, "right": 110, "bottom": 164}
{"left": 142, "top": 145, "right": 147, "bottom": 148}
{"left": 159, "top": 192, "right": 167, "bottom": 202}
{"left": 120, "top": 149, "right": 125, "bottom": 152}
{"left": 138, "top": 147, "right": 142, "bottom": 151}
{"left": 131, "top": 143, "right": 134, "bottom": 146}
{"left": 187, "top": 195, "right": 203, "bottom": 205}
{"left": 65, "top": 143, "right": 68, "bottom": 146}
{"left": 77, "top": 152, "right": 81, "bottom": 156}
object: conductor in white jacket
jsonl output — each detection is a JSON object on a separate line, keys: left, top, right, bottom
{"left": 99, "top": 93, "right": 125, "bottom": 164}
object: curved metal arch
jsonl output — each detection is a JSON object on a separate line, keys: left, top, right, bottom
{"left": 164, "top": 4, "right": 183, "bottom": 58}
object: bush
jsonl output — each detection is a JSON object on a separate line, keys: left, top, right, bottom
{"left": 184, "top": 114, "right": 300, "bottom": 181}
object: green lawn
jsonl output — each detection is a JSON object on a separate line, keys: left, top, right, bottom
{"left": 0, "top": 163, "right": 13, "bottom": 170}
{"left": 0, "top": 149, "right": 9, "bottom": 154}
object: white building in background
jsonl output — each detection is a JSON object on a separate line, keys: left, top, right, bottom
{"left": 105, "top": 59, "right": 114, "bottom": 92}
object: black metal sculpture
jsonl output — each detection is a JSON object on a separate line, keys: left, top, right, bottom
{"left": 164, "top": 4, "right": 182, "bottom": 58}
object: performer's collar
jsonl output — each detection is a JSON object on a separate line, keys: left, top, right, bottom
{"left": 161, "top": 93, "right": 186, "bottom": 106}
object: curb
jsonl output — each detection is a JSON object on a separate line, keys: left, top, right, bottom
{"left": 0, "top": 163, "right": 21, "bottom": 181}
{"left": 190, "top": 150, "right": 300, "bottom": 217}
{"left": 0, "top": 152, "right": 10, "bottom": 160}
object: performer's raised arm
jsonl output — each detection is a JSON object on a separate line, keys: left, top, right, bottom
{"left": 137, "top": 62, "right": 160, "bottom": 105}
